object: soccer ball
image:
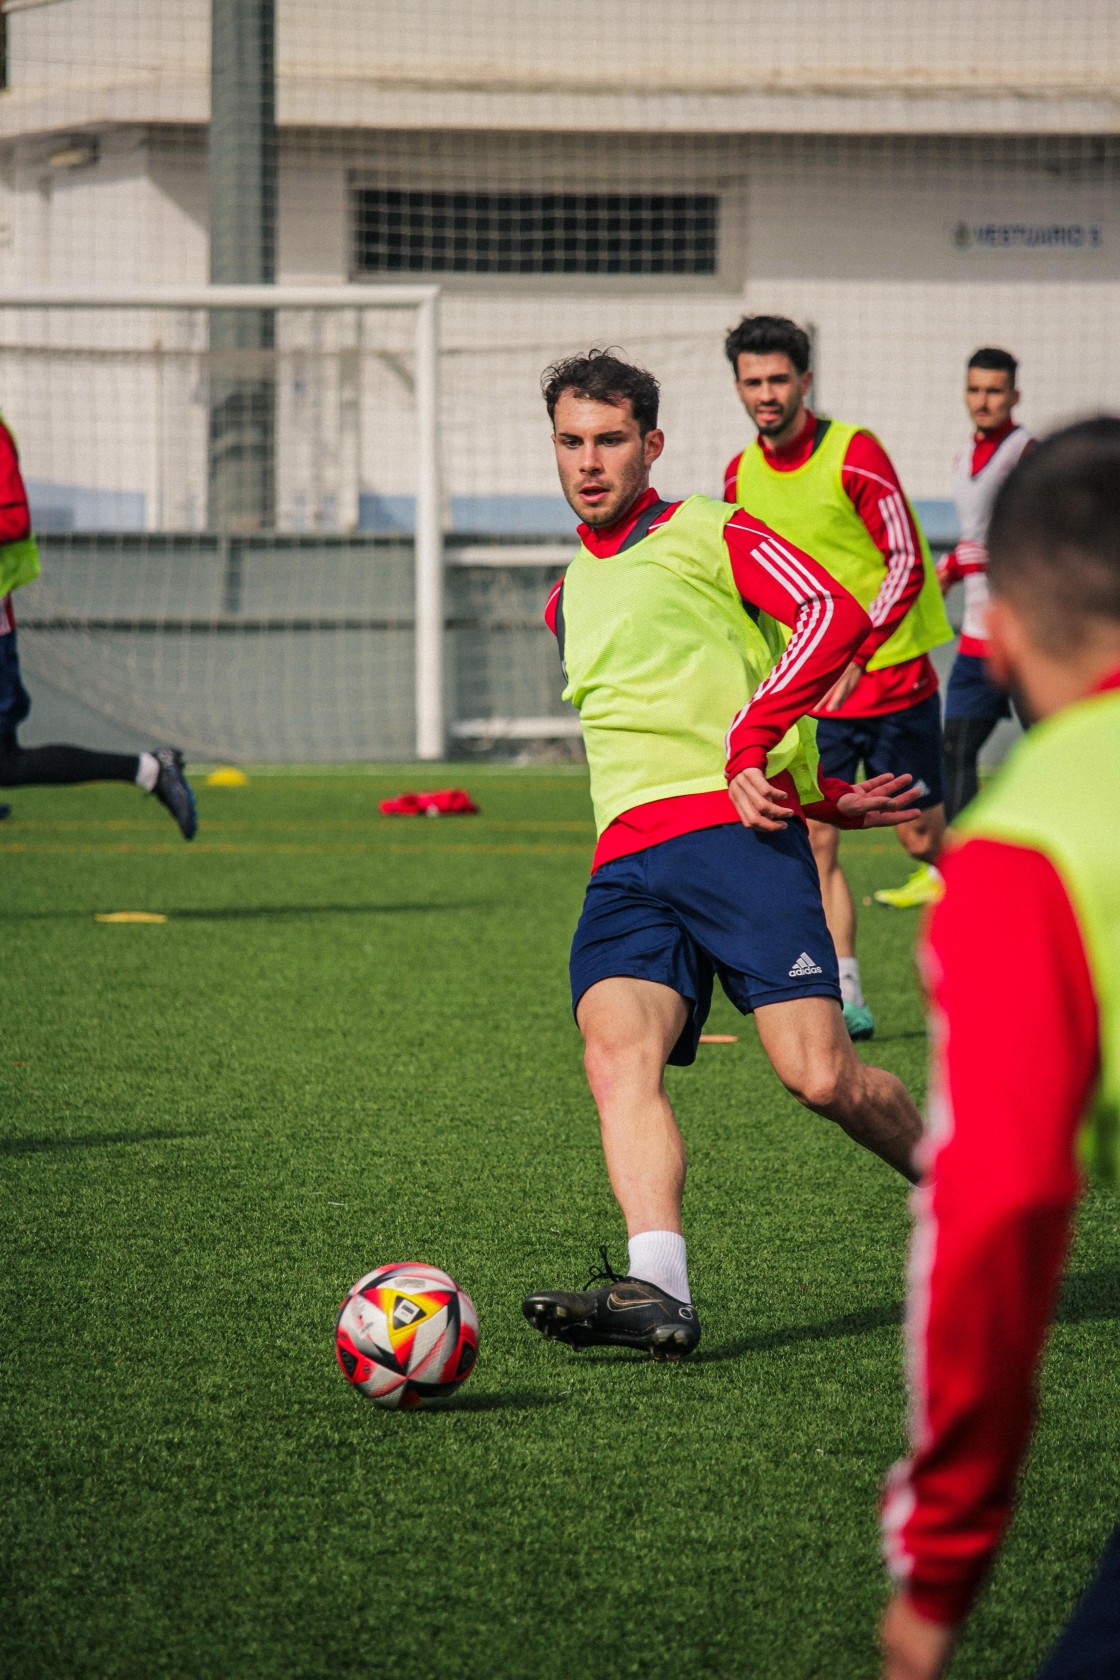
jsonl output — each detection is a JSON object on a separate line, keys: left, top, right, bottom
{"left": 335, "top": 1262, "right": 479, "bottom": 1411}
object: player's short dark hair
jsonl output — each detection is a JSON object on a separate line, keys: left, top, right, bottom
{"left": 541, "top": 349, "right": 660, "bottom": 435}
{"left": 724, "top": 315, "right": 811, "bottom": 376}
{"left": 968, "top": 346, "right": 1018, "bottom": 384}
{"left": 988, "top": 416, "right": 1120, "bottom": 651}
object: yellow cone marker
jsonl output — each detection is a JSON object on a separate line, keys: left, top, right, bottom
{"left": 205, "top": 766, "right": 249, "bottom": 788}
{"left": 95, "top": 912, "right": 168, "bottom": 924}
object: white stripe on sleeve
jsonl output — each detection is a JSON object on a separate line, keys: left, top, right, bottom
{"left": 869, "top": 491, "right": 918, "bottom": 627}
{"left": 724, "top": 532, "right": 836, "bottom": 756}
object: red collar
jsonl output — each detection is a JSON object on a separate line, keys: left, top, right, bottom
{"left": 1090, "top": 664, "right": 1120, "bottom": 696}
{"left": 972, "top": 416, "right": 1017, "bottom": 450}
{"left": 757, "top": 409, "right": 819, "bottom": 470}
{"left": 577, "top": 486, "right": 662, "bottom": 556}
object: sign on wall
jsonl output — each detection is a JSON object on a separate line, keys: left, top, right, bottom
{"left": 953, "top": 221, "right": 1104, "bottom": 251}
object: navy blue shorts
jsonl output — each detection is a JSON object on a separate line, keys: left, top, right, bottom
{"left": 944, "top": 651, "right": 1012, "bottom": 724}
{"left": 569, "top": 821, "right": 840, "bottom": 1067}
{"left": 814, "top": 689, "right": 944, "bottom": 810}
{"left": 1036, "top": 1519, "right": 1120, "bottom": 1679}
{"left": 0, "top": 628, "right": 31, "bottom": 740}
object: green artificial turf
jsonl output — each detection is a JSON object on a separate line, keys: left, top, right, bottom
{"left": 1, "top": 768, "right": 1117, "bottom": 1679}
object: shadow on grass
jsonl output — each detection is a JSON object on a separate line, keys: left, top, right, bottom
{"left": 697, "top": 1301, "right": 903, "bottom": 1364}
{"left": 568, "top": 1301, "right": 903, "bottom": 1367}
{"left": 415, "top": 1391, "right": 568, "bottom": 1415}
{"left": 0, "top": 902, "right": 490, "bottom": 923}
{"left": 0, "top": 1128, "right": 200, "bottom": 1157}
{"left": 1057, "top": 1265, "right": 1120, "bottom": 1326}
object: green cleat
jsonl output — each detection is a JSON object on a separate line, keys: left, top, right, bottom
{"left": 873, "top": 864, "right": 944, "bottom": 910}
{"left": 842, "top": 1001, "right": 876, "bottom": 1041}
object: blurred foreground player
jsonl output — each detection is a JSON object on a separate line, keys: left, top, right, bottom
{"left": 0, "top": 415, "right": 196, "bottom": 836}
{"left": 879, "top": 418, "right": 1120, "bottom": 1680}
{"left": 522, "top": 350, "right": 924, "bottom": 1361}
{"left": 922, "top": 347, "right": 1033, "bottom": 828}
{"left": 724, "top": 316, "right": 952, "bottom": 1037}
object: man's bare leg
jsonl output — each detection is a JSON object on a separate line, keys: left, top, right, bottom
{"left": 521, "top": 976, "right": 700, "bottom": 1357}
{"left": 897, "top": 801, "right": 946, "bottom": 865}
{"left": 808, "top": 817, "right": 856, "bottom": 958}
{"left": 576, "top": 975, "right": 690, "bottom": 1234}
{"left": 808, "top": 817, "right": 873, "bottom": 1035}
{"left": 754, "top": 994, "right": 922, "bottom": 1181}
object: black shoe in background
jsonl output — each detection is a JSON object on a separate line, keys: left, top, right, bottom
{"left": 152, "top": 746, "right": 197, "bottom": 841}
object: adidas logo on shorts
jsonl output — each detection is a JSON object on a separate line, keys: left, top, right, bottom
{"left": 788, "top": 951, "right": 824, "bottom": 978}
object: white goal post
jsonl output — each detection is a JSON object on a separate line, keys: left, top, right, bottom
{"left": 0, "top": 284, "right": 446, "bottom": 761}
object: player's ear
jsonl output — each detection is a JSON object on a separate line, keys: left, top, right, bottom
{"left": 644, "top": 427, "right": 665, "bottom": 466}
{"left": 984, "top": 595, "right": 1021, "bottom": 692}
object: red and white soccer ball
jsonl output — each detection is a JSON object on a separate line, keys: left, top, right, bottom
{"left": 335, "top": 1262, "right": 479, "bottom": 1411}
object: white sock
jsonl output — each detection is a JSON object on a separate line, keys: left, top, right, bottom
{"left": 135, "top": 751, "right": 160, "bottom": 793}
{"left": 627, "top": 1230, "right": 690, "bottom": 1304}
{"left": 838, "top": 957, "right": 864, "bottom": 1009}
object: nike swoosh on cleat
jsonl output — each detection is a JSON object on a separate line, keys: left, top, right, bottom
{"left": 606, "top": 1293, "right": 664, "bottom": 1312}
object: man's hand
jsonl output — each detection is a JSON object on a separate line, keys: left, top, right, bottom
{"left": 728, "top": 766, "right": 791, "bottom": 831}
{"left": 819, "top": 659, "right": 864, "bottom": 712}
{"left": 836, "top": 772, "right": 921, "bottom": 828}
{"left": 880, "top": 1593, "right": 959, "bottom": 1680}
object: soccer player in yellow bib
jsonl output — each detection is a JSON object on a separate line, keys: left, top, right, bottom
{"left": 877, "top": 423, "right": 1120, "bottom": 1678}
{"left": 723, "top": 316, "right": 953, "bottom": 1041}
{"left": 521, "top": 350, "right": 925, "bottom": 1360}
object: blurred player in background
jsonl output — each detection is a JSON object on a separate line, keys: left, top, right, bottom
{"left": 723, "top": 316, "right": 952, "bottom": 1041}
{"left": 522, "top": 349, "right": 924, "bottom": 1362}
{"left": 879, "top": 417, "right": 1120, "bottom": 1680}
{"left": 0, "top": 414, "right": 196, "bottom": 837}
{"left": 935, "top": 347, "right": 1034, "bottom": 822}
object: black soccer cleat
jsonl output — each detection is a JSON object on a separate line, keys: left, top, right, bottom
{"left": 522, "top": 1248, "right": 700, "bottom": 1361}
{"left": 152, "top": 746, "right": 197, "bottom": 840}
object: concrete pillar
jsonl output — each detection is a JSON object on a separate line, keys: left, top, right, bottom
{"left": 207, "top": 0, "right": 276, "bottom": 531}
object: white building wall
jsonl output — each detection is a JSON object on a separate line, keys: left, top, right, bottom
{"left": 268, "top": 132, "right": 1119, "bottom": 525}
{"left": 0, "top": 129, "right": 210, "bottom": 528}
{"left": 0, "top": 0, "right": 1115, "bottom": 531}
{"left": 2, "top": 0, "right": 1116, "bottom": 138}
{"left": 1, "top": 125, "right": 1117, "bottom": 528}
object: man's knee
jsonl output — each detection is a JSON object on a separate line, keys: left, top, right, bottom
{"left": 779, "top": 1043, "right": 858, "bottom": 1114}
{"left": 898, "top": 802, "right": 945, "bottom": 860}
{"left": 583, "top": 1037, "right": 668, "bottom": 1115}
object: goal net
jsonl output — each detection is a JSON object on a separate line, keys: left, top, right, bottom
{"left": 1, "top": 0, "right": 1115, "bottom": 763}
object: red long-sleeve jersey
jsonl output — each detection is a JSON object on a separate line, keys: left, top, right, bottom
{"left": 723, "top": 418, "right": 937, "bottom": 717}
{"left": 545, "top": 488, "right": 872, "bottom": 871}
{"left": 881, "top": 830, "right": 1101, "bottom": 1626}
{"left": 0, "top": 417, "right": 34, "bottom": 637}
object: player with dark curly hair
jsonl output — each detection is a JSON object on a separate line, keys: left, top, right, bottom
{"left": 522, "top": 349, "right": 925, "bottom": 1360}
